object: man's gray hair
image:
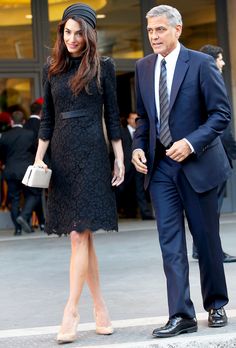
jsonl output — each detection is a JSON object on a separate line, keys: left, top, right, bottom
{"left": 146, "top": 5, "right": 183, "bottom": 27}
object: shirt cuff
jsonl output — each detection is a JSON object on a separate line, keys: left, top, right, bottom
{"left": 132, "top": 148, "right": 143, "bottom": 155}
{"left": 183, "top": 138, "right": 194, "bottom": 153}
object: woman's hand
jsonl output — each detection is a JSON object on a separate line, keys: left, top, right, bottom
{"left": 111, "top": 159, "right": 125, "bottom": 186}
{"left": 33, "top": 159, "right": 48, "bottom": 171}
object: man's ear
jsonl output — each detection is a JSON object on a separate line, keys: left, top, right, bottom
{"left": 175, "top": 25, "right": 182, "bottom": 39}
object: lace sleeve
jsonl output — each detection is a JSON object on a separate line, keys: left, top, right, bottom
{"left": 38, "top": 63, "right": 55, "bottom": 141}
{"left": 101, "top": 57, "right": 121, "bottom": 141}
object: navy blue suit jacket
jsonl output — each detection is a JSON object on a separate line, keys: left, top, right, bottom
{"left": 133, "top": 45, "right": 232, "bottom": 193}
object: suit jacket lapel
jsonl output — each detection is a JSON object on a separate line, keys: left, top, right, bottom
{"left": 169, "top": 45, "right": 189, "bottom": 113}
{"left": 144, "top": 54, "right": 157, "bottom": 119}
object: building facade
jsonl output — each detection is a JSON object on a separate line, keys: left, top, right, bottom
{"left": 0, "top": 0, "right": 236, "bottom": 226}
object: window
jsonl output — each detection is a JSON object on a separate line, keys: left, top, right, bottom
{"left": 0, "top": 0, "right": 33, "bottom": 59}
{"left": 157, "top": 0, "right": 217, "bottom": 50}
{"left": 0, "top": 78, "right": 34, "bottom": 118}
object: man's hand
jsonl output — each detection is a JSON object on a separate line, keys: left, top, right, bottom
{"left": 166, "top": 139, "right": 192, "bottom": 162}
{"left": 132, "top": 149, "right": 148, "bottom": 174}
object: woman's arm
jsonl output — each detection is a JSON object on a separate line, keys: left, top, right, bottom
{"left": 111, "top": 139, "right": 125, "bottom": 186}
{"left": 101, "top": 58, "right": 125, "bottom": 185}
{"left": 34, "top": 139, "right": 50, "bottom": 169}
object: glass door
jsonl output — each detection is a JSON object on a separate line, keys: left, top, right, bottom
{"left": 0, "top": 75, "right": 37, "bottom": 222}
{"left": 0, "top": 77, "right": 35, "bottom": 122}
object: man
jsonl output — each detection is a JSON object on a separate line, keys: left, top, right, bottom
{"left": 132, "top": 5, "right": 230, "bottom": 338}
{"left": 192, "top": 44, "right": 236, "bottom": 262}
{"left": 24, "top": 98, "right": 43, "bottom": 140}
{"left": 0, "top": 111, "right": 36, "bottom": 235}
{"left": 117, "top": 112, "right": 154, "bottom": 219}
{"left": 201, "top": 45, "right": 225, "bottom": 73}
{"left": 24, "top": 98, "right": 46, "bottom": 231}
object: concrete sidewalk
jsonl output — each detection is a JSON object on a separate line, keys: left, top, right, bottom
{"left": 0, "top": 215, "right": 236, "bottom": 347}
{"left": 0, "top": 314, "right": 236, "bottom": 347}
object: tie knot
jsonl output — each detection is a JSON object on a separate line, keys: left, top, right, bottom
{"left": 161, "top": 58, "right": 166, "bottom": 66}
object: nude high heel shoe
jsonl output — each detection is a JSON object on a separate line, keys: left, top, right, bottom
{"left": 94, "top": 309, "right": 114, "bottom": 335}
{"left": 57, "top": 314, "right": 80, "bottom": 344}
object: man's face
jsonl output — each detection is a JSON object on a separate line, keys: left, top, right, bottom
{"left": 147, "top": 15, "right": 182, "bottom": 57}
{"left": 215, "top": 53, "right": 225, "bottom": 73}
{"left": 127, "top": 113, "right": 137, "bottom": 128}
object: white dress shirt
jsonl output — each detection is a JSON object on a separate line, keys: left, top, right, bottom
{"left": 133, "top": 42, "right": 193, "bottom": 154}
{"left": 154, "top": 42, "right": 181, "bottom": 123}
{"left": 29, "top": 115, "right": 40, "bottom": 120}
{"left": 154, "top": 42, "right": 194, "bottom": 152}
{"left": 127, "top": 124, "right": 135, "bottom": 139}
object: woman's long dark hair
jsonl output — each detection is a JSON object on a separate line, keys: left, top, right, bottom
{"left": 49, "top": 17, "right": 101, "bottom": 95}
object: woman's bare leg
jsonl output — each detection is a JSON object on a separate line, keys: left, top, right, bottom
{"left": 59, "top": 230, "right": 90, "bottom": 334}
{"left": 86, "top": 233, "right": 112, "bottom": 327}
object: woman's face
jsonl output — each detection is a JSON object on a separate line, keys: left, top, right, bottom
{"left": 63, "top": 18, "right": 86, "bottom": 57}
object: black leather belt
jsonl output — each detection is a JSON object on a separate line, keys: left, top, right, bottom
{"left": 60, "top": 110, "right": 86, "bottom": 119}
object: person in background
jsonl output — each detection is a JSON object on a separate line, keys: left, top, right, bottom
{"left": 0, "top": 111, "right": 11, "bottom": 208}
{"left": 0, "top": 111, "right": 11, "bottom": 133}
{"left": 192, "top": 44, "right": 236, "bottom": 263}
{"left": 0, "top": 111, "right": 36, "bottom": 235}
{"left": 33, "top": 3, "right": 124, "bottom": 344}
{"left": 24, "top": 98, "right": 46, "bottom": 231}
{"left": 132, "top": 5, "right": 230, "bottom": 338}
{"left": 117, "top": 111, "right": 154, "bottom": 219}
{"left": 25, "top": 98, "right": 44, "bottom": 141}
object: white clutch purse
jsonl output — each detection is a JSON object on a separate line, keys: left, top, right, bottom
{"left": 22, "top": 165, "right": 52, "bottom": 188}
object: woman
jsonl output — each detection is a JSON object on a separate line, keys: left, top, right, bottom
{"left": 34, "top": 3, "right": 124, "bottom": 344}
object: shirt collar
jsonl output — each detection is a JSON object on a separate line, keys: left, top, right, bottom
{"left": 29, "top": 115, "right": 40, "bottom": 120}
{"left": 158, "top": 42, "right": 181, "bottom": 65}
{"left": 127, "top": 124, "right": 135, "bottom": 132}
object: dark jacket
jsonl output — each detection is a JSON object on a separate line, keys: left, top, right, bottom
{"left": 0, "top": 126, "right": 35, "bottom": 180}
{"left": 133, "top": 45, "right": 231, "bottom": 192}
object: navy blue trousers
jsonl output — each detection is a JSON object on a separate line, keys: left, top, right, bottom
{"left": 149, "top": 155, "right": 228, "bottom": 319}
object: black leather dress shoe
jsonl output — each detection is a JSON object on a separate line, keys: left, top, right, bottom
{"left": 192, "top": 250, "right": 236, "bottom": 263}
{"left": 208, "top": 307, "right": 227, "bottom": 327}
{"left": 16, "top": 216, "right": 32, "bottom": 234}
{"left": 14, "top": 229, "right": 22, "bottom": 236}
{"left": 223, "top": 252, "right": 236, "bottom": 263}
{"left": 39, "top": 224, "right": 45, "bottom": 231}
{"left": 142, "top": 216, "right": 155, "bottom": 220}
{"left": 152, "top": 316, "right": 197, "bottom": 338}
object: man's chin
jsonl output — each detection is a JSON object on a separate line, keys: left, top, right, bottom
{"left": 152, "top": 48, "right": 169, "bottom": 57}
{"left": 152, "top": 46, "right": 165, "bottom": 55}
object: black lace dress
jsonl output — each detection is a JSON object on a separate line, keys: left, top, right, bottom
{"left": 38, "top": 57, "right": 121, "bottom": 235}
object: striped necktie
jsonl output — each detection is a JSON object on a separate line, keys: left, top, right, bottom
{"left": 159, "top": 58, "right": 172, "bottom": 147}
